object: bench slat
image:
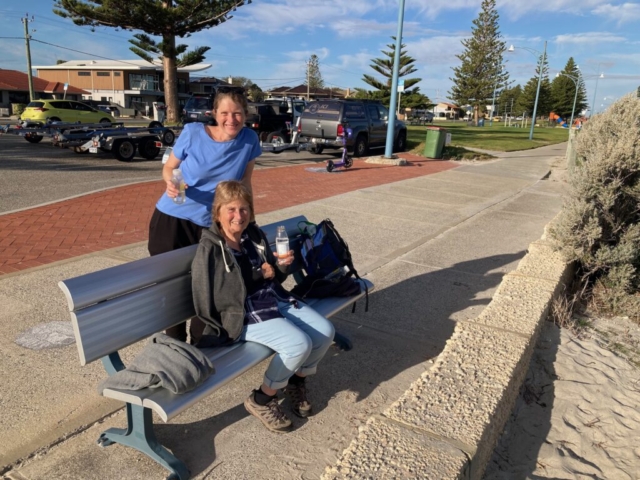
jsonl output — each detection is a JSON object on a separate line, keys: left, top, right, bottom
{"left": 259, "top": 215, "right": 307, "bottom": 243}
{"left": 304, "top": 279, "right": 373, "bottom": 318}
{"left": 104, "top": 342, "right": 273, "bottom": 422}
{"left": 72, "top": 275, "right": 194, "bottom": 365}
{"left": 58, "top": 216, "right": 308, "bottom": 313}
{"left": 59, "top": 245, "right": 197, "bottom": 312}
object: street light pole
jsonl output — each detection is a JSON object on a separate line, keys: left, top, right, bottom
{"left": 556, "top": 72, "right": 581, "bottom": 138}
{"left": 590, "top": 70, "right": 604, "bottom": 117}
{"left": 528, "top": 41, "right": 546, "bottom": 141}
{"left": 490, "top": 64, "right": 501, "bottom": 127}
{"left": 384, "top": 0, "right": 406, "bottom": 159}
{"left": 508, "top": 41, "right": 547, "bottom": 140}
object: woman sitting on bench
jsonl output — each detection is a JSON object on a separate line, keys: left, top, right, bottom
{"left": 191, "top": 180, "right": 335, "bottom": 433}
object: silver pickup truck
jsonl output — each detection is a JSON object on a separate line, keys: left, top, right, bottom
{"left": 298, "top": 99, "right": 407, "bottom": 156}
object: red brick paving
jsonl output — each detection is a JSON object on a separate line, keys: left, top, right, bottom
{"left": 0, "top": 154, "right": 457, "bottom": 276}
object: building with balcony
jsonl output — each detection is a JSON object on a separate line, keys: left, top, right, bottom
{"left": 34, "top": 59, "right": 211, "bottom": 110}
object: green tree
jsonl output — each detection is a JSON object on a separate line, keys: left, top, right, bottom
{"left": 550, "top": 57, "right": 588, "bottom": 120}
{"left": 362, "top": 37, "right": 426, "bottom": 108}
{"left": 306, "top": 54, "right": 324, "bottom": 89}
{"left": 247, "top": 85, "right": 264, "bottom": 102}
{"left": 351, "top": 88, "right": 384, "bottom": 101}
{"left": 54, "top": 0, "right": 250, "bottom": 122}
{"left": 227, "top": 76, "right": 253, "bottom": 88}
{"left": 515, "top": 52, "right": 552, "bottom": 118}
{"left": 227, "top": 76, "right": 264, "bottom": 101}
{"left": 497, "top": 84, "right": 522, "bottom": 117}
{"left": 449, "top": 0, "right": 509, "bottom": 123}
{"left": 402, "top": 92, "right": 432, "bottom": 110}
{"left": 129, "top": 34, "right": 210, "bottom": 68}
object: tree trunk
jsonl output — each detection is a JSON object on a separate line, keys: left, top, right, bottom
{"left": 163, "top": 34, "right": 178, "bottom": 123}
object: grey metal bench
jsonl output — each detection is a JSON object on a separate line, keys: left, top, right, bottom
{"left": 58, "top": 215, "right": 373, "bottom": 480}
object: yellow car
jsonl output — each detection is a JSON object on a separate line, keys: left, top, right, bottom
{"left": 20, "top": 99, "right": 116, "bottom": 124}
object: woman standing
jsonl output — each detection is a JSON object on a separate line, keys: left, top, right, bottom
{"left": 192, "top": 181, "right": 335, "bottom": 433}
{"left": 148, "top": 89, "right": 262, "bottom": 342}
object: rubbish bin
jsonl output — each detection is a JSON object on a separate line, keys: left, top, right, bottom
{"left": 423, "top": 126, "right": 447, "bottom": 159}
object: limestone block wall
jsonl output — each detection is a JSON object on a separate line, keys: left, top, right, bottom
{"left": 323, "top": 223, "right": 572, "bottom": 480}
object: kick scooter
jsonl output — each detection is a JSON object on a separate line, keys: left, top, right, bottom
{"left": 326, "top": 125, "right": 354, "bottom": 172}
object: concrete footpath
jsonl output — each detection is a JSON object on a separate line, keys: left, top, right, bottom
{"left": 1, "top": 143, "right": 568, "bottom": 479}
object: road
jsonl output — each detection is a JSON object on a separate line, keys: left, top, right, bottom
{"left": 0, "top": 132, "right": 339, "bottom": 214}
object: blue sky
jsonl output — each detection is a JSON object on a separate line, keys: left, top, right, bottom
{"left": 2, "top": 1, "right": 639, "bottom": 113}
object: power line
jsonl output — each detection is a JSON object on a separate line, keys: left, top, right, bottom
{"left": 29, "top": 38, "right": 153, "bottom": 67}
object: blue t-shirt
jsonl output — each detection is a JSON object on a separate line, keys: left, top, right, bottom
{"left": 156, "top": 123, "right": 261, "bottom": 227}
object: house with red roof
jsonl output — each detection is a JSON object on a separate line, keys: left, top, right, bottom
{"left": 433, "top": 102, "right": 467, "bottom": 120}
{"left": 0, "top": 69, "right": 89, "bottom": 115}
{"left": 265, "top": 84, "right": 349, "bottom": 100}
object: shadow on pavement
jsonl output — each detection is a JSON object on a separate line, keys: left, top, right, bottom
{"left": 152, "top": 252, "right": 526, "bottom": 477}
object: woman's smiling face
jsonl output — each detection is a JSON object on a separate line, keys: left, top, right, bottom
{"left": 217, "top": 199, "right": 250, "bottom": 239}
{"left": 214, "top": 97, "right": 245, "bottom": 140}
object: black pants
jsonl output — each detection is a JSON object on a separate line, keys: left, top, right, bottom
{"left": 148, "top": 208, "right": 205, "bottom": 343}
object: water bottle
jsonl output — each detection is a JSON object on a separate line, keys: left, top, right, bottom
{"left": 275, "top": 226, "right": 289, "bottom": 264}
{"left": 171, "top": 169, "right": 186, "bottom": 204}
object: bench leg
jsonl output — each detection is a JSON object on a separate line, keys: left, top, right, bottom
{"left": 97, "top": 403, "right": 190, "bottom": 480}
{"left": 333, "top": 331, "right": 352, "bottom": 351}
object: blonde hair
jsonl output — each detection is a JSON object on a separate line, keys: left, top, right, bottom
{"left": 213, "top": 180, "right": 254, "bottom": 223}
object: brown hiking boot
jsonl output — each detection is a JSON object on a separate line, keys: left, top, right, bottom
{"left": 285, "top": 382, "right": 312, "bottom": 418}
{"left": 244, "top": 390, "right": 292, "bottom": 433}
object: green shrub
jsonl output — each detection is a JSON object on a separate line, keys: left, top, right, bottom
{"left": 550, "top": 94, "right": 640, "bottom": 321}
{"left": 11, "top": 103, "right": 26, "bottom": 116}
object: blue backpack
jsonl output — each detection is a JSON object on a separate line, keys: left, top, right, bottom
{"left": 291, "top": 219, "right": 368, "bottom": 311}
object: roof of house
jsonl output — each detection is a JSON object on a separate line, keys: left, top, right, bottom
{"left": 0, "top": 69, "right": 89, "bottom": 95}
{"left": 265, "top": 84, "right": 345, "bottom": 97}
{"left": 34, "top": 59, "right": 211, "bottom": 72}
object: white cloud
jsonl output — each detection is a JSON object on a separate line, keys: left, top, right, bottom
{"left": 208, "top": 0, "right": 393, "bottom": 38}
{"left": 497, "top": 0, "right": 609, "bottom": 19}
{"left": 555, "top": 32, "right": 627, "bottom": 45}
{"left": 404, "top": 0, "right": 479, "bottom": 19}
{"left": 592, "top": 3, "right": 640, "bottom": 24}
{"left": 603, "top": 53, "right": 640, "bottom": 66}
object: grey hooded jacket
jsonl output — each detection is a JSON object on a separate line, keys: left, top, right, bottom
{"left": 191, "top": 221, "right": 289, "bottom": 347}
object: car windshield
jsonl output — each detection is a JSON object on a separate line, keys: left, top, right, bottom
{"left": 185, "top": 97, "right": 211, "bottom": 110}
{"left": 27, "top": 102, "right": 44, "bottom": 108}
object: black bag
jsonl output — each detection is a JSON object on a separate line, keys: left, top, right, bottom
{"left": 291, "top": 219, "right": 368, "bottom": 311}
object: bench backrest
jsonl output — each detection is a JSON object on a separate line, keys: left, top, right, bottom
{"left": 59, "top": 216, "right": 308, "bottom": 366}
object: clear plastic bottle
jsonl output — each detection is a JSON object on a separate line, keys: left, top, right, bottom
{"left": 275, "top": 226, "right": 289, "bottom": 264}
{"left": 171, "top": 169, "right": 186, "bottom": 204}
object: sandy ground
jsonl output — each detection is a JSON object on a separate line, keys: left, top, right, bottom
{"left": 485, "top": 315, "right": 640, "bottom": 480}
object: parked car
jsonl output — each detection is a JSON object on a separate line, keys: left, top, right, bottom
{"left": 263, "top": 97, "right": 306, "bottom": 126}
{"left": 298, "top": 99, "right": 407, "bottom": 156}
{"left": 98, "top": 105, "right": 120, "bottom": 117}
{"left": 245, "top": 103, "right": 293, "bottom": 142}
{"left": 79, "top": 99, "right": 121, "bottom": 117}
{"left": 20, "top": 100, "right": 115, "bottom": 124}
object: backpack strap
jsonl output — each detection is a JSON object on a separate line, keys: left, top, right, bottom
{"left": 323, "top": 218, "right": 369, "bottom": 312}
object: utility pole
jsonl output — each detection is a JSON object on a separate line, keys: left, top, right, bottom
{"left": 22, "top": 14, "right": 36, "bottom": 101}
{"left": 306, "top": 60, "right": 310, "bottom": 101}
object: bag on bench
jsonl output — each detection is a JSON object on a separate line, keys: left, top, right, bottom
{"left": 291, "top": 219, "right": 368, "bottom": 311}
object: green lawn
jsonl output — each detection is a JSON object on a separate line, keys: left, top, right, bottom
{"left": 407, "top": 122, "right": 570, "bottom": 152}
